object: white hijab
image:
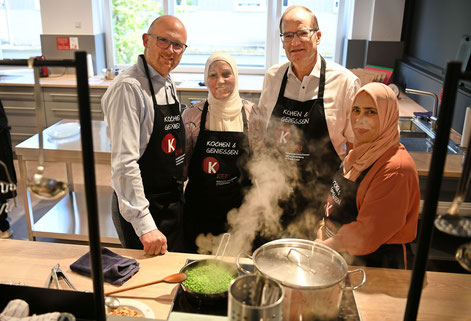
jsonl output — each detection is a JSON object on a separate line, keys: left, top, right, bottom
{"left": 204, "top": 53, "right": 243, "bottom": 131}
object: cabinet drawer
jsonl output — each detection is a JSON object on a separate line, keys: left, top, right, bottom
{"left": 2, "top": 100, "right": 37, "bottom": 129}
{"left": 43, "top": 88, "right": 106, "bottom": 104}
{"left": 179, "top": 91, "right": 206, "bottom": 107}
{"left": 0, "top": 87, "right": 34, "bottom": 101}
{"left": 45, "top": 102, "right": 104, "bottom": 126}
{"left": 11, "top": 125, "right": 37, "bottom": 147}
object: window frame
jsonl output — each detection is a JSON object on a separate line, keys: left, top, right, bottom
{"left": 104, "top": 0, "right": 349, "bottom": 75}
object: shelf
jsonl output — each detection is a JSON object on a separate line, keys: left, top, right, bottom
{"left": 32, "top": 190, "right": 120, "bottom": 244}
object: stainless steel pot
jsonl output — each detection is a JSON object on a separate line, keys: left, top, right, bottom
{"left": 237, "top": 239, "right": 366, "bottom": 321}
{"left": 229, "top": 274, "right": 285, "bottom": 321}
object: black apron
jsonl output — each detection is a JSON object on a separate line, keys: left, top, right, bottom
{"left": 113, "top": 55, "right": 185, "bottom": 252}
{"left": 324, "top": 165, "right": 412, "bottom": 269}
{"left": 184, "top": 101, "right": 250, "bottom": 253}
{"left": 0, "top": 98, "right": 17, "bottom": 232}
{"left": 265, "top": 56, "right": 341, "bottom": 228}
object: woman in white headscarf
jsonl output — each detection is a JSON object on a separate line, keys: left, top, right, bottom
{"left": 182, "top": 53, "right": 254, "bottom": 253}
{"left": 317, "top": 82, "right": 420, "bottom": 269}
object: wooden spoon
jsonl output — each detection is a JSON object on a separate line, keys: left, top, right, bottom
{"left": 105, "top": 272, "right": 187, "bottom": 296}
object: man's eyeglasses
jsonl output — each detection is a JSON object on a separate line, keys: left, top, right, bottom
{"left": 280, "top": 28, "right": 318, "bottom": 43}
{"left": 147, "top": 34, "right": 188, "bottom": 54}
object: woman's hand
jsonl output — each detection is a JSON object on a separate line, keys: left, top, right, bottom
{"left": 316, "top": 219, "right": 326, "bottom": 241}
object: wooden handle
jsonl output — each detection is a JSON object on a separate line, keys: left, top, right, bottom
{"left": 105, "top": 278, "right": 164, "bottom": 296}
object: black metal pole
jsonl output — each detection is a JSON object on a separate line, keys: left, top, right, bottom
{"left": 0, "top": 59, "right": 74, "bottom": 67}
{"left": 74, "top": 51, "right": 106, "bottom": 321}
{"left": 403, "top": 61, "right": 462, "bottom": 321}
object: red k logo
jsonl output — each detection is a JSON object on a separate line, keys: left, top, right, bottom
{"left": 202, "top": 157, "right": 219, "bottom": 174}
{"left": 161, "top": 133, "right": 176, "bottom": 154}
{"left": 275, "top": 126, "right": 290, "bottom": 144}
{"left": 324, "top": 195, "right": 333, "bottom": 217}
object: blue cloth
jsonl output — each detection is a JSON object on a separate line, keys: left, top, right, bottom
{"left": 70, "top": 247, "right": 140, "bottom": 285}
{"left": 413, "top": 111, "right": 433, "bottom": 121}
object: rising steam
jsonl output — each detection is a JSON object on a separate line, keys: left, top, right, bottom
{"left": 195, "top": 117, "right": 336, "bottom": 256}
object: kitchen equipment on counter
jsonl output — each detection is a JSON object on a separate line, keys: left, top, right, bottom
{"left": 456, "top": 242, "right": 471, "bottom": 272}
{"left": 179, "top": 259, "right": 238, "bottom": 306}
{"left": 179, "top": 233, "right": 236, "bottom": 305}
{"left": 237, "top": 239, "right": 366, "bottom": 321}
{"left": 46, "top": 264, "right": 76, "bottom": 290}
{"left": 228, "top": 274, "right": 284, "bottom": 321}
{"left": 36, "top": 55, "right": 49, "bottom": 77}
{"left": 104, "top": 296, "right": 120, "bottom": 313}
{"left": 102, "top": 67, "right": 122, "bottom": 80}
{"left": 215, "top": 232, "right": 231, "bottom": 260}
{"left": 434, "top": 135, "right": 471, "bottom": 238}
{"left": 171, "top": 259, "right": 362, "bottom": 320}
{"left": 27, "top": 59, "right": 69, "bottom": 200}
{"left": 104, "top": 272, "right": 187, "bottom": 296}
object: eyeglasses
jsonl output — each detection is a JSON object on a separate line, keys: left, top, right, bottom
{"left": 280, "top": 28, "right": 318, "bottom": 43}
{"left": 147, "top": 34, "right": 188, "bottom": 54}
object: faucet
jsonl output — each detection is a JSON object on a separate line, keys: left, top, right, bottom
{"left": 405, "top": 88, "right": 439, "bottom": 131}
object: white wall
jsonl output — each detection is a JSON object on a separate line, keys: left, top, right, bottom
{"left": 370, "top": 0, "right": 405, "bottom": 41}
{"left": 40, "top": 0, "right": 102, "bottom": 35}
{"left": 351, "top": 0, "right": 405, "bottom": 41}
{"left": 351, "top": 0, "right": 375, "bottom": 40}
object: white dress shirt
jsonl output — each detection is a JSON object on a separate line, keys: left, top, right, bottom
{"left": 258, "top": 54, "right": 361, "bottom": 159}
{"left": 101, "top": 57, "right": 179, "bottom": 237}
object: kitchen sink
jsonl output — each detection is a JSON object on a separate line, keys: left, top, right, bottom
{"left": 398, "top": 117, "right": 462, "bottom": 154}
{"left": 399, "top": 117, "right": 429, "bottom": 138}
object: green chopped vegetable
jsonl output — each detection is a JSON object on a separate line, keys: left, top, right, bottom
{"left": 183, "top": 263, "right": 236, "bottom": 294}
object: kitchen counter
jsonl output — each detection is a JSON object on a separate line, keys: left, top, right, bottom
{"left": 0, "top": 70, "right": 263, "bottom": 93}
{"left": 1, "top": 239, "right": 470, "bottom": 321}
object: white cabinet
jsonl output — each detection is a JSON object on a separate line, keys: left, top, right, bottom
{"left": 43, "top": 87, "right": 106, "bottom": 126}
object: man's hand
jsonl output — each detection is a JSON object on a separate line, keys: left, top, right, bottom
{"left": 139, "top": 229, "right": 167, "bottom": 256}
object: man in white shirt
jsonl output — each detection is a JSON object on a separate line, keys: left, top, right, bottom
{"left": 102, "top": 16, "right": 187, "bottom": 255}
{"left": 253, "top": 5, "right": 360, "bottom": 237}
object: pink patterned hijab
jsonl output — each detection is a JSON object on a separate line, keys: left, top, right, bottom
{"left": 343, "top": 83, "right": 400, "bottom": 181}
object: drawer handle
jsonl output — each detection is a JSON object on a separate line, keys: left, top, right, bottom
{"left": 50, "top": 93, "right": 78, "bottom": 98}
{"left": 188, "top": 98, "right": 203, "bottom": 104}
{"left": 4, "top": 106, "right": 36, "bottom": 111}
{"left": 11, "top": 132, "right": 33, "bottom": 136}
{"left": 50, "top": 93, "right": 102, "bottom": 98}
{"left": 51, "top": 108, "right": 102, "bottom": 113}
{"left": 0, "top": 92, "right": 34, "bottom": 96}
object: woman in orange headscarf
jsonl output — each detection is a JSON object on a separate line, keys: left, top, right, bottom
{"left": 316, "top": 82, "right": 420, "bottom": 269}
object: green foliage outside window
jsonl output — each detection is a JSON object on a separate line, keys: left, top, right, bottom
{"left": 112, "top": 0, "right": 163, "bottom": 65}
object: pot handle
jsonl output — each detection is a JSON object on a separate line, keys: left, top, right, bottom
{"left": 345, "top": 269, "right": 366, "bottom": 290}
{"left": 236, "top": 252, "right": 253, "bottom": 274}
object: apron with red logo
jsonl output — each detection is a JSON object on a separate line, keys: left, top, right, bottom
{"left": 184, "top": 101, "right": 250, "bottom": 253}
{"left": 265, "top": 56, "right": 341, "bottom": 228}
{"left": 324, "top": 165, "right": 411, "bottom": 268}
{"left": 113, "top": 54, "right": 185, "bottom": 252}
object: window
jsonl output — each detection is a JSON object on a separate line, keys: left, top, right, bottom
{"left": 0, "top": 0, "right": 42, "bottom": 59}
{"left": 175, "top": 0, "right": 267, "bottom": 71}
{"left": 279, "top": 0, "right": 340, "bottom": 64}
{"left": 176, "top": 0, "right": 199, "bottom": 10}
{"left": 111, "top": 0, "right": 163, "bottom": 65}
{"left": 109, "top": 0, "right": 347, "bottom": 73}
